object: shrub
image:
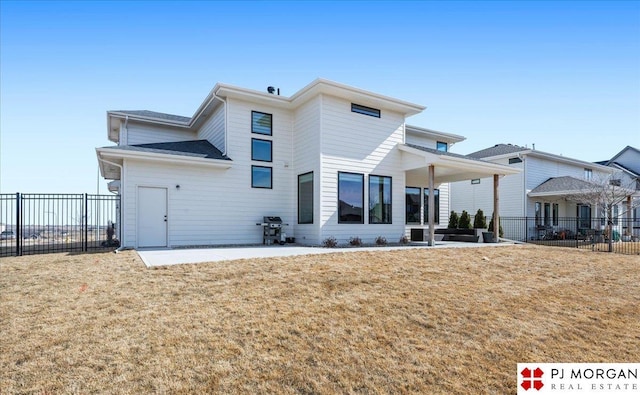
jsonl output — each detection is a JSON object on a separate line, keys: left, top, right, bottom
{"left": 458, "top": 210, "right": 472, "bottom": 229}
{"left": 375, "top": 236, "right": 387, "bottom": 246}
{"left": 322, "top": 236, "right": 338, "bottom": 248}
{"left": 447, "top": 211, "right": 459, "bottom": 229}
{"left": 399, "top": 235, "right": 409, "bottom": 245}
{"left": 473, "top": 209, "right": 487, "bottom": 229}
{"left": 488, "top": 215, "right": 504, "bottom": 238}
{"left": 349, "top": 236, "right": 362, "bottom": 247}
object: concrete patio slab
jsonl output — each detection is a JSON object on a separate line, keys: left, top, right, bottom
{"left": 136, "top": 241, "right": 519, "bottom": 268}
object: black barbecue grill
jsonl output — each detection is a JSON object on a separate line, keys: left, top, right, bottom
{"left": 256, "top": 216, "right": 287, "bottom": 245}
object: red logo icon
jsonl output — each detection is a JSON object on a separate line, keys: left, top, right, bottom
{"left": 521, "top": 367, "right": 544, "bottom": 391}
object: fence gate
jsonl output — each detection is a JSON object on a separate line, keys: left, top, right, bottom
{"left": 0, "top": 193, "right": 120, "bottom": 257}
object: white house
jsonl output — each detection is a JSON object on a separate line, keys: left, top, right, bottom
{"left": 449, "top": 143, "right": 633, "bottom": 239}
{"left": 97, "top": 79, "right": 518, "bottom": 248}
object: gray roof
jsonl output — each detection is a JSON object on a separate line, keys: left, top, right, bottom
{"left": 467, "top": 144, "right": 528, "bottom": 159}
{"left": 106, "top": 140, "right": 230, "bottom": 161}
{"left": 404, "top": 143, "right": 494, "bottom": 164}
{"left": 530, "top": 176, "right": 593, "bottom": 194}
{"left": 112, "top": 110, "right": 191, "bottom": 123}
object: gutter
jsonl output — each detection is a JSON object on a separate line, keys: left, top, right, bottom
{"left": 98, "top": 157, "right": 125, "bottom": 251}
{"left": 211, "top": 92, "right": 228, "bottom": 156}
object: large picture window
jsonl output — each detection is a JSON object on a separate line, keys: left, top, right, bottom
{"left": 251, "top": 138, "right": 272, "bottom": 162}
{"left": 338, "top": 172, "right": 364, "bottom": 223}
{"left": 298, "top": 172, "right": 313, "bottom": 224}
{"left": 251, "top": 166, "right": 272, "bottom": 189}
{"left": 423, "top": 188, "right": 440, "bottom": 224}
{"left": 369, "top": 175, "right": 392, "bottom": 224}
{"left": 405, "top": 187, "right": 421, "bottom": 224}
{"left": 251, "top": 111, "right": 272, "bottom": 135}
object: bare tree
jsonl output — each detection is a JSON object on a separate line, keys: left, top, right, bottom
{"left": 563, "top": 171, "right": 639, "bottom": 251}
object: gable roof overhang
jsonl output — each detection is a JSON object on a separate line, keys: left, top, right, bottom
{"left": 405, "top": 125, "right": 466, "bottom": 144}
{"left": 96, "top": 143, "right": 233, "bottom": 180}
{"left": 398, "top": 144, "right": 521, "bottom": 184}
{"left": 528, "top": 176, "right": 639, "bottom": 199}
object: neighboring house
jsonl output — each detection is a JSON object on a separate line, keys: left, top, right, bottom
{"left": 598, "top": 145, "right": 640, "bottom": 236}
{"left": 97, "top": 79, "right": 518, "bottom": 248}
{"left": 450, "top": 143, "right": 621, "bottom": 238}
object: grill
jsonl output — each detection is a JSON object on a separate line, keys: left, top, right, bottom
{"left": 256, "top": 216, "right": 287, "bottom": 245}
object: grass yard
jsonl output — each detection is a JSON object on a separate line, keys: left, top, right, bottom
{"left": 1, "top": 245, "right": 639, "bottom": 394}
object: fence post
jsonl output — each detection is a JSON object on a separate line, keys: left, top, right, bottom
{"left": 84, "top": 193, "right": 88, "bottom": 252}
{"left": 15, "top": 193, "right": 22, "bottom": 256}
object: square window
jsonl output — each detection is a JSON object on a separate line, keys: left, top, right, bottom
{"left": 251, "top": 138, "right": 272, "bottom": 162}
{"left": 252, "top": 166, "right": 272, "bottom": 189}
{"left": 252, "top": 111, "right": 272, "bottom": 135}
{"left": 436, "top": 141, "right": 448, "bottom": 152}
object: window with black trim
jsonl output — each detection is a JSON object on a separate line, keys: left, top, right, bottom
{"left": 584, "top": 168, "right": 592, "bottom": 180}
{"left": 509, "top": 157, "right": 522, "bottom": 164}
{"left": 535, "top": 202, "right": 542, "bottom": 225}
{"left": 251, "top": 111, "right": 272, "bottom": 135}
{"left": 552, "top": 203, "right": 559, "bottom": 226}
{"left": 423, "top": 188, "right": 440, "bottom": 224}
{"left": 298, "top": 172, "right": 313, "bottom": 224}
{"left": 544, "top": 203, "right": 551, "bottom": 226}
{"left": 338, "top": 172, "right": 364, "bottom": 223}
{"left": 405, "top": 187, "right": 421, "bottom": 224}
{"left": 251, "top": 138, "right": 272, "bottom": 162}
{"left": 436, "top": 141, "right": 448, "bottom": 152}
{"left": 471, "top": 179, "right": 480, "bottom": 185}
{"left": 252, "top": 166, "right": 272, "bottom": 189}
{"left": 351, "top": 103, "right": 380, "bottom": 118}
{"left": 369, "top": 175, "right": 392, "bottom": 224}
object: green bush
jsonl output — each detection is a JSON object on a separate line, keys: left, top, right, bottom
{"left": 448, "top": 211, "right": 459, "bottom": 229}
{"left": 473, "top": 209, "right": 487, "bottom": 229}
{"left": 458, "top": 210, "right": 472, "bottom": 229}
{"left": 488, "top": 215, "right": 504, "bottom": 238}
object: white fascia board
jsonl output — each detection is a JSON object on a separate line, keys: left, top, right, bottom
{"left": 526, "top": 151, "right": 614, "bottom": 172}
{"left": 405, "top": 124, "right": 466, "bottom": 143}
{"left": 213, "top": 83, "right": 291, "bottom": 108}
{"left": 96, "top": 147, "right": 233, "bottom": 170}
{"left": 107, "top": 111, "right": 191, "bottom": 128}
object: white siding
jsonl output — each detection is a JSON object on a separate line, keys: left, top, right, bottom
{"left": 450, "top": 158, "right": 524, "bottom": 217}
{"left": 125, "top": 122, "right": 196, "bottom": 145}
{"left": 197, "top": 104, "right": 225, "bottom": 151}
{"left": 318, "top": 94, "right": 407, "bottom": 245}
{"left": 405, "top": 132, "right": 439, "bottom": 149}
{"left": 120, "top": 97, "right": 294, "bottom": 248}
{"left": 292, "top": 96, "right": 322, "bottom": 244}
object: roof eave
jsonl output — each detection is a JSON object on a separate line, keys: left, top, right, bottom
{"left": 97, "top": 147, "right": 233, "bottom": 169}
{"left": 405, "top": 125, "right": 466, "bottom": 143}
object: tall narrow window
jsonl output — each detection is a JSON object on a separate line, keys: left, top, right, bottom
{"left": 369, "top": 175, "right": 392, "bottom": 224}
{"left": 544, "top": 203, "right": 551, "bottom": 226}
{"left": 338, "top": 172, "right": 364, "bottom": 224}
{"left": 612, "top": 204, "right": 619, "bottom": 225}
{"left": 298, "top": 172, "right": 313, "bottom": 224}
{"left": 251, "top": 111, "right": 272, "bottom": 135}
{"left": 405, "top": 187, "right": 421, "bottom": 224}
{"left": 552, "top": 203, "right": 559, "bottom": 226}
{"left": 436, "top": 141, "right": 448, "bottom": 152}
{"left": 251, "top": 166, "right": 272, "bottom": 189}
{"left": 535, "top": 202, "right": 542, "bottom": 226}
{"left": 577, "top": 204, "right": 591, "bottom": 230}
{"left": 584, "top": 168, "right": 592, "bottom": 180}
{"left": 423, "top": 189, "right": 440, "bottom": 224}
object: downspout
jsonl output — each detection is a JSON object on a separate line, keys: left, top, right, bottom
{"left": 100, "top": 157, "right": 126, "bottom": 252}
{"left": 122, "top": 115, "right": 129, "bottom": 145}
{"left": 519, "top": 152, "right": 527, "bottom": 217}
{"left": 211, "top": 93, "right": 228, "bottom": 156}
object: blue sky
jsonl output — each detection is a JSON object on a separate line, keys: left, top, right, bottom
{"left": 1, "top": 0, "right": 638, "bottom": 193}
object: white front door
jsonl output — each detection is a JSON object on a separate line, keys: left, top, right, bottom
{"left": 138, "top": 187, "right": 167, "bottom": 247}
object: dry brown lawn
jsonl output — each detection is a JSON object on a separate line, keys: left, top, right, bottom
{"left": 1, "top": 245, "right": 639, "bottom": 394}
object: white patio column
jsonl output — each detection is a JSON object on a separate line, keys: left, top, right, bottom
{"left": 428, "top": 165, "right": 435, "bottom": 246}
{"left": 493, "top": 174, "right": 499, "bottom": 241}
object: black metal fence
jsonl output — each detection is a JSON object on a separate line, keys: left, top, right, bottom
{"left": 0, "top": 193, "right": 120, "bottom": 257}
{"left": 478, "top": 216, "right": 640, "bottom": 255}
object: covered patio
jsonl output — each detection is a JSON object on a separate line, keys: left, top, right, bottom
{"left": 399, "top": 144, "right": 521, "bottom": 245}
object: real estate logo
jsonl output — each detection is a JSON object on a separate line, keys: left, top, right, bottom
{"left": 517, "top": 363, "right": 639, "bottom": 394}
{"left": 521, "top": 366, "right": 544, "bottom": 391}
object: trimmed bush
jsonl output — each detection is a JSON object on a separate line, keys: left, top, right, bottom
{"left": 473, "top": 209, "right": 487, "bottom": 229}
{"left": 458, "top": 210, "right": 472, "bottom": 229}
{"left": 349, "top": 236, "right": 363, "bottom": 247}
{"left": 448, "top": 211, "right": 459, "bottom": 229}
{"left": 399, "top": 235, "right": 409, "bottom": 245}
{"left": 488, "top": 215, "right": 504, "bottom": 238}
{"left": 375, "top": 236, "right": 387, "bottom": 246}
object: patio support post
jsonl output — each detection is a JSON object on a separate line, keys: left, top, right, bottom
{"left": 493, "top": 174, "right": 499, "bottom": 242}
{"left": 428, "top": 165, "right": 435, "bottom": 246}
